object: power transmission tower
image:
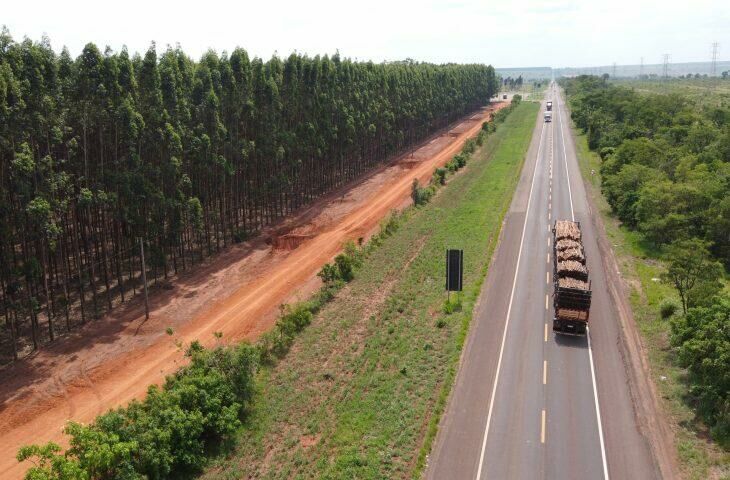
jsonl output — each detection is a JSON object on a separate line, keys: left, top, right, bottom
{"left": 613, "top": 62, "right": 617, "bottom": 78}
{"left": 662, "top": 54, "right": 670, "bottom": 79}
{"left": 639, "top": 57, "right": 644, "bottom": 78}
{"left": 711, "top": 42, "right": 719, "bottom": 76}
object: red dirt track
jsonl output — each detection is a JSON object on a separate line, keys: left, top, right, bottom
{"left": 0, "top": 102, "right": 506, "bottom": 478}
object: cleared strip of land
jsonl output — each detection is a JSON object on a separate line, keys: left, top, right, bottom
{"left": 203, "top": 102, "right": 539, "bottom": 479}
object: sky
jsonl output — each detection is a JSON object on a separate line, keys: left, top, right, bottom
{"left": 2, "top": 0, "right": 729, "bottom": 68}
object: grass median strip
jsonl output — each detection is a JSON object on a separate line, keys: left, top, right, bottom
{"left": 203, "top": 102, "right": 539, "bottom": 480}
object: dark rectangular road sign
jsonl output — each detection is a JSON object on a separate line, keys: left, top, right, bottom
{"left": 446, "top": 249, "right": 463, "bottom": 292}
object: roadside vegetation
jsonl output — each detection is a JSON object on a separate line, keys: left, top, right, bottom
{"left": 16, "top": 98, "right": 536, "bottom": 479}
{"left": 564, "top": 75, "right": 729, "bottom": 478}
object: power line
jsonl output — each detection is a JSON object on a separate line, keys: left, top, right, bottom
{"left": 711, "top": 42, "right": 719, "bottom": 76}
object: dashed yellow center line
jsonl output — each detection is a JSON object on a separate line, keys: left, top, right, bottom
{"left": 541, "top": 410, "right": 546, "bottom": 444}
{"left": 543, "top": 360, "right": 548, "bottom": 385}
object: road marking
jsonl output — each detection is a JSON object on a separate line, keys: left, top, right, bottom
{"left": 588, "top": 328, "right": 610, "bottom": 480}
{"left": 541, "top": 409, "right": 546, "bottom": 443}
{"left": 544, "top": 323, "right": 548, "bottom": 342}
{"left": 545, "top": 294, "right": 549, "bottom": 310}
{"left": 548, "top": 210, "right": 551, "bottom": 220}
{"left": 546, "top": 271, "right": 550, "bottom": 284}
{"left": 543, "top": 360, "right": 547, "bottom": 384}
{"left": 547, "top": 236, "right": 551, "bottom": 247}
{"left": 556, "top": 93, "right": 575, "bottom": 222}
{"left": 475, "top": 119, "right": 547, "bottom": 480}
{"left": 546, "top": 253, "right": 550, "bottom": 264}
{"left": 558, "top": 93, "right": 609, "bottom": 479}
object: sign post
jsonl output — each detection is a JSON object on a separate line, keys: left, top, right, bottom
{"left": 446, "top": 249, "right": 463, "bottom": 301}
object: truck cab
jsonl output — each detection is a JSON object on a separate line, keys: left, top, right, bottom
{"left": 546, "top": 101, "right": 553, "bottom": 111}
{"left": 544, "top": 111, "right": 552, "bottom": 122}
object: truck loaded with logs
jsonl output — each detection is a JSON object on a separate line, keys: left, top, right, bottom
{"left": 552, "top": 219, "right": 592, "bottom": 335}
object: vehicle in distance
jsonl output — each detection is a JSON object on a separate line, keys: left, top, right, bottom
{"left": 552, "top": 220, "right": 591, "bottom": 335}
{"left": 546, "top": 101, "right": 553, "bottom": 111}
{"left": 544, "top": 111, "right": 552, "bottom": 122}
{"left": 503, "top": 94, "right": 508, "bottom": 99}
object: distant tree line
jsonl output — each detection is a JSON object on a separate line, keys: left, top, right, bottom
{"left": 564, "top": 75, "right": 729, "bottom": 447}
{"left": 501, "top": 75, "right": 523, "bottom": 90}
{"left": 0, "top": 28, "right": 499, "bottom": 362}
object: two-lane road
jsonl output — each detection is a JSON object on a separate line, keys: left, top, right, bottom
{"left": 426, "top": 86, "right": 658, "bottom": 479}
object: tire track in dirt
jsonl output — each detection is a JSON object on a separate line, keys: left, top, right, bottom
{"left": 0, "top": 103, "right": 505, "bottom": 479}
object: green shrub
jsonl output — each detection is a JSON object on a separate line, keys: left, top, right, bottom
{"left": 670, "top": 294, "right": 730, "bottom": 447}
{"left": 335, "top": 253, "right": 355, "bottom": 282}
{"left": 659, "top": 298, "right": 679, "bottom": 319}
{"left": 442, "top": 295, "right": 462, "bottom": 314}
{"left": 476, "top": 130, "right": 488, "bottom": 146}
{"left": 453, "top": 153, "right": 467, "bottom": 169}
{"left": 18, "top": 342, "right": 259, "bottom": 479}
{"left": 461, "top": 138, "right": 477, "bottom": 155}
{"left": 317, "top": 263, "right": 339, "bottom": 283}
{"left": 433, "top": 168, "right": 447, "bottom": 185}
{"left": 411, "top": 179, "right": 434, "bottom": 206}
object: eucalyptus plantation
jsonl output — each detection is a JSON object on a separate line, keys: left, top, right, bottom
{"left": 0, "top": 29, "right": 498, "bottom": 361}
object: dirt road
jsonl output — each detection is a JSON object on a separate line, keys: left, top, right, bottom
{"left": 0, "top": 103, "right": 505, "bottom": 478}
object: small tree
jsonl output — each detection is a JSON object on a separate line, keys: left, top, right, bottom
{"left": 662, "top": 239, "right": 723, "bottom": 314}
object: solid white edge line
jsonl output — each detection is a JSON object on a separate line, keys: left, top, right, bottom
{"left": 588, "top": 328, "right": 610, "bottom": 480}
{"left": 558, "top": 91, "right": 609, "bottom": 480}
{"left": 557, "top": 92, "right": 575, "bottom": 222}
{"left": 474, "top": 115, "right": 546, "bottom": 480}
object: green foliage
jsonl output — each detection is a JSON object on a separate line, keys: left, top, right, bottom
{"left": 334, "top": 253, "right": 355, "bottom": 282}
{"left": 411, "top": 179, "right": 434, "bottom": 206}
{"left": 18, "top": 342, "right": 259, "bottom": 479}
{"left": 16, "top": 443, "right": 89, "bottom": 480}
{"left": 659, "top": 298, "right": 680, "bottom": 319}
{"left": 564, "top": 76, "right": 730, "bottom": 267}
{"left": 433, "top": 167, "right": 447, "bottom": 185}
{"left": 442, "top": 295, "right": 462, "bottom": 314}
{"left": 661, "top": 239, "right": 723, "bottom": 314}
{"left": 670, "top": 294, "right": 730, "bottom": 447}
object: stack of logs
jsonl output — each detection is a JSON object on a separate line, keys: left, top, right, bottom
{"left": 554, "top": 220, "right": 589, "bottom": 287}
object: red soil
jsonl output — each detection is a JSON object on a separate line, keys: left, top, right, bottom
{"left": 0, "top": 102, "right": 506, "bottom": 478}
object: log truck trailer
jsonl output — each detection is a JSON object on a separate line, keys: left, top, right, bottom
{"left": 552, "top": 220, "right": 592, "bottom": 335}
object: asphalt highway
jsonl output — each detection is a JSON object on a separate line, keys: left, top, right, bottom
{"left": 425, "top": 85, "right": 658, "bottom": 480}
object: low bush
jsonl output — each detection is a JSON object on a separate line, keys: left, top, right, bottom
{"left": 659, "top": 298, "right": 679, "bottom": 319}
{"left": 411, "top": 179, "right": 435, "bottom": 206}
{"left": 433, "top": 167, "right": 447, "bottom": 185}
{"left": 670, "top": 294, "right": 730, "bottom": 447}
{"left": 442, "top": 295, "right": 462, "bottom": 314}
{"left": 18, "top": 342, "right": 259, "bottom": 479}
